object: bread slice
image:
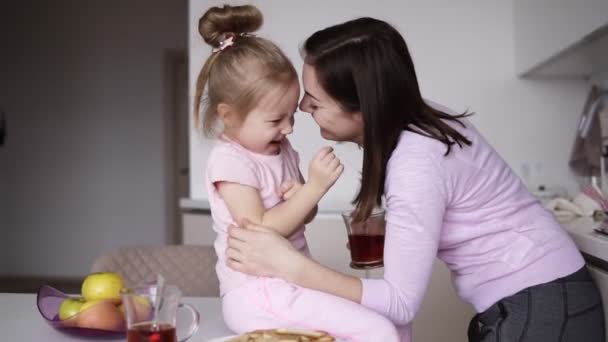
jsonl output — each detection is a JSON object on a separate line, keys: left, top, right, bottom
{"left": 227, "top": 328, "right": 336, "bottom": 342}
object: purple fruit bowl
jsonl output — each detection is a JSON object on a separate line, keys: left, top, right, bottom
{"left": 36, "top": 285, "right": 126, "bottom": 338}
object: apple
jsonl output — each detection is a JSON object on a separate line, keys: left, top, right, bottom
{"left": 77, "top": 300, "right": 125, "bottom": 331}
{"left": 81, "top": 272, "right": 124, "bottom": 303}
{"left": 58, "top": 297, "right": 85, "bottom": 326}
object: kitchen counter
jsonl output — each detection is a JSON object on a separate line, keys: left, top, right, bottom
{"left": 180, "top": 198, "right": 211, "bottom": 212}
{"left": 181, "top": 197, "right": 350, "bottom": 214}
{"left": 179, "top": 197, "right": 608, "bottom": 262}
{"left": 561, "top": 216, "right": 608, "bottom": 263}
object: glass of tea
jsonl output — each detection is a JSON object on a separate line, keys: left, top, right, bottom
{"left": 121, "top": 284, "right": 199, "bottom": 342}
{"left": 341, "top": 208, "right": 386, "bottom": 269}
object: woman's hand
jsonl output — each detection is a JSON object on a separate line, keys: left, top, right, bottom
{"left": 226, "top": 220, "right": 305, "bottom": 280}
{"left": 228, "top": 221, "right": 363, "bottom": 304}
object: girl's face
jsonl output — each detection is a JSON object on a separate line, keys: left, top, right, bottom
{"left": 299, "top": 63, "right": 364, "bottom": 145}
{"left": 223, "top": 80, "right": 300, "bottom": 155}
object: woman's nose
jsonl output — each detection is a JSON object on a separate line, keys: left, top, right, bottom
{"left": 298, "top": 99, "right": 307, "bottom": 113}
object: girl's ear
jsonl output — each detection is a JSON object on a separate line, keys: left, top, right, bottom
{"left": 217, "top": 103, "right": 237, "bottom": 127}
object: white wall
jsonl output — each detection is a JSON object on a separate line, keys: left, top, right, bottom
{"left": 0, "top": 0, "right": 187, "bottom": 277}
{"left": 189, "top": 0, "right": 588, "bottom": 213}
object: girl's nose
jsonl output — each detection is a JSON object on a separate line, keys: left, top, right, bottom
{"left": 282, "top": 124, "right": 293, "bottom": 135}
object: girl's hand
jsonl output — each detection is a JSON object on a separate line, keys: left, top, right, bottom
{"left": 278, "top": 180, "right": 303, "bottom": 200}
{"left": 226, "top": 220, "right": 305, "bottom": 280}
{"left": 307, "top": 147, "right": 344, "bottom": 192}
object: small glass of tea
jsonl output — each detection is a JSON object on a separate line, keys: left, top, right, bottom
{"left": 121, "top": 284, "right": 199, "bottom": 342}
{"left": 341, "top": 208, "right": 386, "bottom": 269}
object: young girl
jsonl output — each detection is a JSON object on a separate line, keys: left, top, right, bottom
{"left": 193, "top": 5, "right": 400, "bottom": 342}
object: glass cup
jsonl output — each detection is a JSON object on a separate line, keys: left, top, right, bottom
{"left": 341, "top": 208, "right": 386, "bottom": 269}
{"left": 121, "top": 285, "right": 199, "bottom": 342}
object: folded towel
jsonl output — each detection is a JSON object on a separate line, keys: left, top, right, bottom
{"left": 545, "top": 184, "right": 605, "bottom": 221}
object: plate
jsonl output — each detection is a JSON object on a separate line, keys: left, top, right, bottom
{"left": 207, "top": 336, "right": 237, "bottom": 342}
{"left": 207, "top": 333, "right": 345, "bottom": 342}
{"left": 36, "top": 285, "right": 125, "bottom": 338}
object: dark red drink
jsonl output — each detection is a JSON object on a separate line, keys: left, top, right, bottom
{"left": 127, "top": 322, "right": 176, "bottom": 342}
{"left": 348, "top": 234, "right": 384, "bottom": 269}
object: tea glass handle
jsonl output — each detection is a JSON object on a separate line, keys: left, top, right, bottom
{"left": 177, "top": 303, "right": 200, "bottom": 342}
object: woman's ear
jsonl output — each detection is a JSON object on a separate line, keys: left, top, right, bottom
{"left": 217, "top": 103, "right": 237, "bottom": 128}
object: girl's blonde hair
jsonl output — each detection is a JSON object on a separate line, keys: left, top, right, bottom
{"left": 194, "top": 5, "right": 298, "bottom": 136}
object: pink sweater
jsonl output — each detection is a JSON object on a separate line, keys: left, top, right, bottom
{"left": 361, "top": 113, "right": 584, "bottom": 326}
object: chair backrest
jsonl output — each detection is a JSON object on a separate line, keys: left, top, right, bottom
{"left": 91, "top": 245, "right": 219, "bottom": 297}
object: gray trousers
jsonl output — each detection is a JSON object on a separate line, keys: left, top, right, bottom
{"left": 468, "top": 266, "right": 605, "bottom": 342}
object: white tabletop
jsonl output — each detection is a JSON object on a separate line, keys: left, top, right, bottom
{"left": 0, "top": 293, "right": 233, "bottom": 341}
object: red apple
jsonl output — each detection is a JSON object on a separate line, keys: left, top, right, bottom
{"left": 77, "top": 300, "right": 125, "bottom": 331}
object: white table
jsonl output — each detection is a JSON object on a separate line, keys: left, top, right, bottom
{"left": 0, "top": 293, "right": 233, "bottom": 341}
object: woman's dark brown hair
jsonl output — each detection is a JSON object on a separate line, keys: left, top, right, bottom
{"left": 303, "top": 17, "right": 472, "bottom": 222}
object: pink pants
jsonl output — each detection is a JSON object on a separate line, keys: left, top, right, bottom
{"left": 222, "top": 278, "right": 410, "bottom": 342}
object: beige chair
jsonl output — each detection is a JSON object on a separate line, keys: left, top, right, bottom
{"left": 91, "top": 245, "right": 220, "bottom": 297}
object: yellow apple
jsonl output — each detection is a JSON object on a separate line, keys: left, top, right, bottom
{"left": 81, "top": 272, "right": 124, "bottom": 303}
{"left": 77, "top": 300, "right": 125, "bottom": 331}
{"left": 58, "top": 297, "right": 85, "bottom": 321}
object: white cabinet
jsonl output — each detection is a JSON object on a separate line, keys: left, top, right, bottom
{"left": 514, "top": 0, "right": 608, "bottom": 77}
{"left": 180, "top": 198, "right": 215, "bottom": 245}
{"left": 587, "top": 264, "right": 608, "bottom": 342}
{"left": 182, "top": 209, "right": 215, "bottom": 245}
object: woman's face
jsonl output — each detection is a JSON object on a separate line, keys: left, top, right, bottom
{"left": 299, "top": 63, "right": 364, "bottom": 145}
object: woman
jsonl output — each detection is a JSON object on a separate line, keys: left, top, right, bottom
{"left": 226, "top": 17, "right": 605, "bottom": 342}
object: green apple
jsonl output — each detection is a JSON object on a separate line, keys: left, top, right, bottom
{"left": 81, "top": 272, "right": 125, "bottom": 303}
{"left": 58, "top": 297, "right": 85, "bottom": 320}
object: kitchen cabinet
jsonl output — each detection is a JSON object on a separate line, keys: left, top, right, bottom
{"left": 180, "top": 198, "right": 215, "bottom": 245}
{"left": 514, "top": 0, "right": 608, "bottom": 77}
{"left": 588, "top": 265, "right": 608, "bottom": 342}
{"left": 561, "top": 217, "right": 608, "bottom": 341}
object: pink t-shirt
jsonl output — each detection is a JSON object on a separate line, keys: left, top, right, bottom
{"left": 361, "top": 102, "right": 584, "bottom": 326}
{"left": 206, "top": 136, "right": 309, "bottom": 295}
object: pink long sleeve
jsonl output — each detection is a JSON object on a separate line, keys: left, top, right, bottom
{"left": 361, "top": 139, "right": 446, "bottom": 325}
{"left": 360, "top": 117, "right": 583, "bottom": 325}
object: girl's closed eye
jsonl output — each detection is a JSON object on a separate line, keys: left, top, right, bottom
{"left": 266, "top": 117, "right": 284, "bottom": 124}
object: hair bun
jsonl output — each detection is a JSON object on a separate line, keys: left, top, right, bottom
{"left": 199, "top": 5, "right": 263, "bottom": 48}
